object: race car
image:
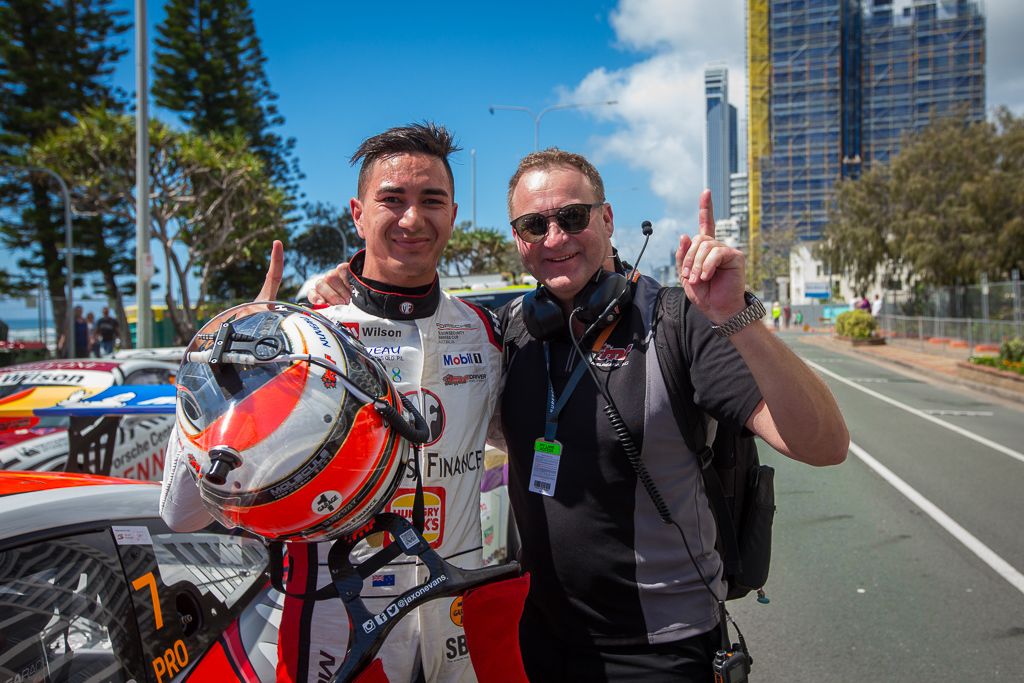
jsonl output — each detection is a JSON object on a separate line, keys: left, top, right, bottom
{"left": 0, "top": 358, "right": 178, "bottom": 476}
{"left": 0, "top": 471, "right": 280, "bottom": 682}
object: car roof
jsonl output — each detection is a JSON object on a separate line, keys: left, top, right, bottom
{"left": 0, "top": 471, "right": 160, "bottom": 545}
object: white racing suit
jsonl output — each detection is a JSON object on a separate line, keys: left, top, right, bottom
{"left": 160, "top": 253, "right": 503, "bottom": 682}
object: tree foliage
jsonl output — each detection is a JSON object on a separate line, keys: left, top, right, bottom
{"left": 29, "top": 108, "right": 287, "bottom": 343}
{"left": 287, "top": 202, "right": 360, "bottom": 282}
{"left": 0, "top": 0, "right": 128, "bottom": 327}
{"left": 748, "top": 223, "right": 795, "bottom": 297}
{"left": 153, "top": 0, "right": 295, "bottom": 189}
{"left": 820, "top": 108, "right": 1024, "bottom": 289}
{"left": 153, "top": 0, "right": 298, "bottom": 301}
{"left": 441, "top": 223, "right": 520, "bottom": 280}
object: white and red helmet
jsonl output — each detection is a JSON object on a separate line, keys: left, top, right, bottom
{"left": 173, "top": 302, "right": 419, "bottom": 542}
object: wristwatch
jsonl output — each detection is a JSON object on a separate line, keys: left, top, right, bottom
{"left": 710, "top": 292, "right": 767, "bottom": 338}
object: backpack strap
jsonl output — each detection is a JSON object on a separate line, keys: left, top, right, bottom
{"left": 651, "top": 287, "right": 743, "bottom": 576}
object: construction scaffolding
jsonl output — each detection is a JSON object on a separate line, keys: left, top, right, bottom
{"left": 861, "top": 0, "right": 985, "bottom": 166}
{"left": 746, "top": 0, "right": 772, "bottom": 286}
{"left": 751, "top": 0, "right": 986, "bottom": 247}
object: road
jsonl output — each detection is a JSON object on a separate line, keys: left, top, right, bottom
{"left": 729, "top": 332, "right": 1024, "bottom": 682}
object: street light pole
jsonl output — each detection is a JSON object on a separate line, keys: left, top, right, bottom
{"left": 135, "top": 0, "right": 152, "bottom": 349}
{"left": 1, "top": 163, "right": 74, "bottom": 357}
{"left": 488, "top": 100, "right": 619, "bottom": 151}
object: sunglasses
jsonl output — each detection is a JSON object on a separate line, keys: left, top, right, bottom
{"left": 510, "top": 202, "right": 604, "bottom": 243}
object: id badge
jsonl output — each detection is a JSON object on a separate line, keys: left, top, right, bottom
{"left": 529, "top": 438, "right": 562, "bottom": 496}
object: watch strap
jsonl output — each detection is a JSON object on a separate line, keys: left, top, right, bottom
{"left": 710, "top": 292, "right": 767, "bottom": 338}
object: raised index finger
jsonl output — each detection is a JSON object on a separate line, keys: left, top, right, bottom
{"left": 699, "top": 189, "right": 716, "bottom": 238}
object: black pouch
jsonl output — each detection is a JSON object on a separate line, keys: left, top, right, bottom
{"left": 726, "top": 464, "right": 775, "bottom": 599}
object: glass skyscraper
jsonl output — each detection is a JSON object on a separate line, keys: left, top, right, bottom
{"left": 705, "top": 66, "right": 739, "bottom": 213}
{"left": 748, "top": 0, "right": 985, "bottom": 246}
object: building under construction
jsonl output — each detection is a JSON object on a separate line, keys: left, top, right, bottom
{"left": 747, "top": 0, "right": 985, "bottom": 254}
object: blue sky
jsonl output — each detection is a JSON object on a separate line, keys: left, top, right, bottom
{"left": 9, "top": 0, "right": 1024, "bottom": 320}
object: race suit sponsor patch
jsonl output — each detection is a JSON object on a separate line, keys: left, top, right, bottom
{"left": 436, "top": 322, "right": 475, "bottom": 343}
{"left": 386, "top": 487, "right": 445, "bottom": 547}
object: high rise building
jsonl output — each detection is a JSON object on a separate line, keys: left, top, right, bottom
{"left": 705, "top": 66, "right": 738, "bottom": 212}
{"left": 747, "top": 0, "right": 985, "bottom": 248}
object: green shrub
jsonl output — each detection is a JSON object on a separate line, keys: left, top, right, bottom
{"left": 835, "top": 310, "right": 877, "bottom": 340}
{"left": 1000, "top": 337, "right": 1024, "bottom": 364}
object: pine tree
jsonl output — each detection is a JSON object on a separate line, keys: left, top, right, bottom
{"left": 0, "top": 0, "right": 129, "bottom": 345}
{"left": 153, "top": 0, "right": 296, "bottom": 188}
{"left": 153, "top": 0, "right": 298, "bottom": 301}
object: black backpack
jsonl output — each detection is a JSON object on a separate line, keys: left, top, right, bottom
{"left": 652, "top": 287, "right": 775, "bottom": 600}
{"left": 501, "top": 287, "right": 775, "bottom": 601}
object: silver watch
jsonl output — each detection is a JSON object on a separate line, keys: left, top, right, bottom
{"left": 710, "top": 292, "right": 767, "bottom": 338}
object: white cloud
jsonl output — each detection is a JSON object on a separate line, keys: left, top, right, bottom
{"left": 610, "top": 0, "right": 745, "bottom": 57}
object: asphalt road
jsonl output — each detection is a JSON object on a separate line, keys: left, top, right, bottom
{"left": 729, "top": 332, "right": 1024, "bottom": 682}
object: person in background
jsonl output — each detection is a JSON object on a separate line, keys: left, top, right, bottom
{"left": 94, "top": 307, "right": 119, "bottom": 357}
{"left": 72, "top": 306, "right": 89, "bottom": 358}
{"left": 85, "top": 311, "right": 97, "bottom": 357}
{"left": 771, "top": 300, "right": 782, "bottom": 330}
{"left": 871, "top": 294, "right": 883, "bottom": 317}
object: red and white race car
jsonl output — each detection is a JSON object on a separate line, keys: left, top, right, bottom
{"left": 0, "top": 471, "right": 280, "bottom": 682}
{"left": 0, "top": 357, "right": 177, "bottom": 477}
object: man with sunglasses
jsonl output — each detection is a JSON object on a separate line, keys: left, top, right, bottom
{"left": 498, "top": 148, "right": 848, "bottom": 681}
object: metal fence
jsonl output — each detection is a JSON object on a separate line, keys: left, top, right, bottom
{"left": 878, "top": 314, "right": 1023, "bottom": 349}
{"left": 885, "top": 276, "right": 1023, "bottom": 323}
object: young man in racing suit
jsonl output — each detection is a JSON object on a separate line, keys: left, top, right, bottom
{"left": 160, "top": 123, "right": 503, "bottom": 682}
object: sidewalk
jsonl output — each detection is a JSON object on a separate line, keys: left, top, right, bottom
{"left": 791, "top": 328, "right": 1024, "bottom": 406}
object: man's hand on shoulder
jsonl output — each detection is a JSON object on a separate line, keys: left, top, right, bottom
{"left": 308, "top": 263, "right": 352, "bottom": 307}
{"left": 675, "top": 190, "right": 747, "bottom": 324}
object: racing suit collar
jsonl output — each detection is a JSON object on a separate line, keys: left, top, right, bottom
{"left": 347, "top": 250, "right": 441, "bottom": 320}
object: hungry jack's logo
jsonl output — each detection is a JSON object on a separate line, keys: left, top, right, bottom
{"left": 386, "top": 487, "right": 445, "bottom": 547}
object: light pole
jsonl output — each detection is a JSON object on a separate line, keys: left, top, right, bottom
{"left": 334, "top": 225, "right": 349, "bottom": 262}
{"left": 135, "top": 0, "right": 152, "bottom": 349}
{"left": 1, "top": 163, "right": 74, "bottom": 357}
{"left": 488, "top": 100, "right": 618, "bottom": 151}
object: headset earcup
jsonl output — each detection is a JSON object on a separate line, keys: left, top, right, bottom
{"left": 522, "top": 287, "right": 564, "bottom": 341}
{"left": 575, "top": 271, "right": 631, "bottom": 328}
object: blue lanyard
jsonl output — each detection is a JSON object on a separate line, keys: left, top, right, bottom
{"left": 543, "top": 343, "right": 588, "bottom": 441}
{"left": 541, "top": 319, "right": 620, "bottom": 441}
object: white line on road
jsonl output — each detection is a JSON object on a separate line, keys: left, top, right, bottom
{"left": 807, "top": 360, "right": 1024, "bottom": 465}
{"left": 849, "top": 441, "right": 1024, "bottom": 596}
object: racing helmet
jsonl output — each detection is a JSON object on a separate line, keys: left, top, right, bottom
{"left": 172, "top": 302, "right": 422, "bottom": 542}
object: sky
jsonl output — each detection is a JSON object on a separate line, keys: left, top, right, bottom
{"left": 11, "top": 0, "right": 1024, "bottom": 319}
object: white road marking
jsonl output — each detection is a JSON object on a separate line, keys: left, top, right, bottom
{"left": 923, "top": 410, "right": 993, "bottom": 417}
{"left": 849, "top": 441, "right": 1024, "bottom": 596}
{"left": 807, "top": 360, "right": 1024, "bottom": 465}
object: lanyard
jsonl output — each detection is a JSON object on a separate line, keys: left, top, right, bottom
{"left": 543, "top": 320, "right": 619, "bottom": 440}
